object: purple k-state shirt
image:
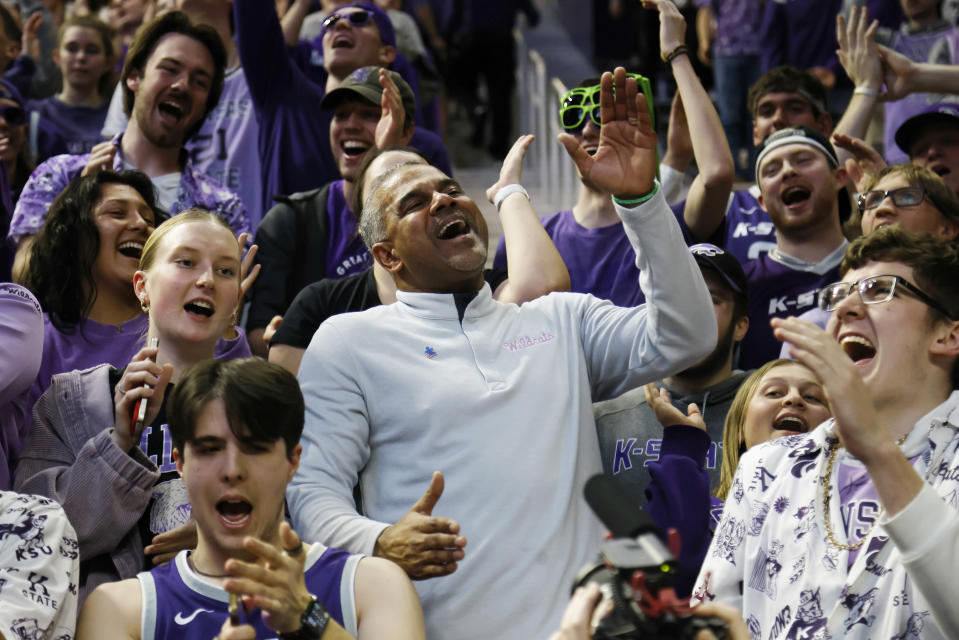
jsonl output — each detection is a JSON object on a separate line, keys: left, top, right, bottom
{"left": 738, "top": 243, "right": 845, "bottom": 369}
{"left": 8, "top": 133, "right": 250, "bottom": 244}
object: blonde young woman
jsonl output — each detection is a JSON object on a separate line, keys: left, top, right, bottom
{"left": 16, "top": 210, "right": 248, "bottom": 603}
{"left": 642, "top": 358, "right": 831, "bottom": 595}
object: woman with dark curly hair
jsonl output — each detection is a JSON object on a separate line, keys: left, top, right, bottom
{"left": 20, "top": 170, "right": 250, "bottom": 414}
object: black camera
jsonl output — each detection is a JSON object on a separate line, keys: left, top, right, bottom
{"left": 575, "top": 475, "right": 727, "bottom": 640}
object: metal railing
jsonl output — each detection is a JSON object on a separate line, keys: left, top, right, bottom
{"left": 515, "top": 29, "right": 579, "bottom": 211}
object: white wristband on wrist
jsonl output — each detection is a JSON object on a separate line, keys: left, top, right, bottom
{"left": 854, "top": 86, "right": 879, "bottom": 98}
{"left": 493, "top": 184, "right": 530, "bottom": 211}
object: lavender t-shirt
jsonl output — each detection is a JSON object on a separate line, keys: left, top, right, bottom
{"left": 493, "top": 209, "right": 645, "bottom": 306}
{"left": 324, "top": 181, "right": 371, "bottom": 279}
{"left": 29, "top": 313, "right": 252, "bottom": 418}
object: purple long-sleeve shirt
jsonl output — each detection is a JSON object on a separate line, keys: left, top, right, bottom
{"left": 0, "top": 283, "right": 43, "bottom": 490}
{"left": 233, "top": 0, "right": 451, "bottom": 212}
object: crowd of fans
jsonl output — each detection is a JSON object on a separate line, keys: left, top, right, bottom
{"left": 2, "top": 0, "right": 959, "bottom": 639}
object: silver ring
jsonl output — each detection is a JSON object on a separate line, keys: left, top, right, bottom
{"left": 117, "top": 387, "right": 127, "bottom": 395}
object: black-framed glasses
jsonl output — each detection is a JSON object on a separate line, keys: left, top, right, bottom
{"left": 0, "top": 105, "right": 24, "bottom": 125}
{"left": 818, "top": 274, "right": 955, "bottom": 319}
{"left": 558, "top": 73, "right": 654, "bottom": 133}
{"left": 321, "top": 9, "right": 374, "bottom": 34}
{"left": 857, "top": 186, "right": 926, "bottom": 212}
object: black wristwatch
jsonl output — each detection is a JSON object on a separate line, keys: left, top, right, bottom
{"left": 279, "top": 596, "right": 331, "bottom": 640}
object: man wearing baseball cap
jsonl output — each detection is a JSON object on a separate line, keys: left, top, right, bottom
{"left": 895, "top": 102, "right": 959, "bottom": 198}
{"left": 595, "top": 242, "right": 750, "bottom": 514}
{"left": 246, "top": 66, "right": 417, "bottom": 356}
{"left": 737, "top": 125, "right": 848, "bottom": 368}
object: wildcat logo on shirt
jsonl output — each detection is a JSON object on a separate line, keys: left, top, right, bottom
{"left": 0, "top": 508, "right": 53, "bottom": 561}
{"left": 502, "top": 331, "right": 555, "bottom": 352}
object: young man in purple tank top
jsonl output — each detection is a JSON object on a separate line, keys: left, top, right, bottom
{"left": 76, "top": 358, "right": 424, "bottom": 640}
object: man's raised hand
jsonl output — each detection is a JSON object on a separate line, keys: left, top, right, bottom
{"left": 373, "top": 471, "right": 467, "bottom": 580}
{"left": 558, "top": 67, "right": 657, "bottom": 200}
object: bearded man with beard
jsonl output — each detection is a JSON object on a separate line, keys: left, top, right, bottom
{"left": 593, "top": 242, "right": 750, "bottom": 507}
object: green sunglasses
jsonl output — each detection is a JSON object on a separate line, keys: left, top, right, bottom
{"left": 558, "top": 73, "right": 655, "bottom": 133}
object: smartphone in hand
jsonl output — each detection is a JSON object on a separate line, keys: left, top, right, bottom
{"left": 130, "top": 337, "right": 159, "bottom": 437}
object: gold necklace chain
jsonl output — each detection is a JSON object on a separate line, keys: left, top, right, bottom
{"left": 821, "top": 434, "right": 908, "bottom": 552}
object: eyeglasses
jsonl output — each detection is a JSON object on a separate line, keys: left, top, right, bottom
{"left": 818, "top": 274, "right": 955, "bottom": 319}
{"left": 558, "top": 73, "right": 654, "bottom": 133}
{"left": 0, "top": 105, "right": 24, "bottom": 126}
{"left": 857, "top": 186, "right": 926, "bottom": 212}
{"left": 321, "top": 9, "right": 374, "bottom": 33}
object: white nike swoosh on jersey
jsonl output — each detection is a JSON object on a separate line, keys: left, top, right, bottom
{"left": 174, "top": 608, "right": 215, "bottom": 625}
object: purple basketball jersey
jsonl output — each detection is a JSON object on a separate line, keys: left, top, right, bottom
{"left": 138, "top": 544, "right": 358, "bottom": 639}
{"left": 722, "top": 187, "right": 777, "bottom": 263}
{"left": 739, "top": 251, "right": 842, "bottom": 369}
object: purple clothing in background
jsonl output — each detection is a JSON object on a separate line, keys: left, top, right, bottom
{"left": 881, "top": 23, "right": 959, "bottom": 163}
{"left": 0, "top": 159, "right": 13, "bottom": 283}
{"left": 760, "top": 0, "right": 844, "bottom": 80}
{"left": 233, "top": 0, "right": 451, "bottom": 213}
{"left": 183, "top": 67, "right": 264, "bottom": 230}
{"left": 324, "top": 181, "right": 371, "bottom": 278}
{"left": 0, "top": 283, "right": 43, "bottom": 490}
{"left": 29, "top": 313, "right": 251, "bottom": 420}
{"left": 3, "top": 56, "right": 36, "bottom": 99}
{"left": 696, "top": 0, "right": 762, "bottom": 57}
{"left": 8, "top": 133, "right": 250, "bottom": 244}
{"left": 102, "top": 68, "right": 266, "bottom": 230}
{"left": 739, "top": 250, "right": 843, "bottom": 369}
{"left": 25, "top": 97, "right": 109, "bottom": 165}
{"left": 670, "top": 187, "right": 776, "bottom": 265}
{"left": 493, "top": 209, "right": 645, "bottom": 306}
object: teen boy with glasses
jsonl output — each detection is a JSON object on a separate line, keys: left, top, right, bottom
{"left": 493, "top": 0, "right": 732, "bottom": 307}
{"left": 695, "top": 226, "right": 959, "bottom": 640}
{"left": 777, "top": 163, "right": 959, "bottom": 355}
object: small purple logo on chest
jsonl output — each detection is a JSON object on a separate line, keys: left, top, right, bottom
{"left": 502, "top": 331, "right": 555, "bottom": 352}
{"left": 425, "top": 346, "right": 437, "bottom": 359}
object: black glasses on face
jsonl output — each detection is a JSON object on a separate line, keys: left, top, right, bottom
{"left": 322, "top": 9, "right": 374, "bottom": 33}
{"left": 818, "top": 274, "right": 955, "bottom": 319}
{"left": 0, "top": 105, "right": 24, "bottom": 125}
{"left": 857, "top": 186, "right": 926, "bottom": 212}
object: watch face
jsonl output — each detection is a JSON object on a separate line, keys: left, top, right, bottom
{"left": 304, "top": 598, "right": 331, "bottom": 630}
{"left": 280, "top": 598, "right": 330, "bottom": 640}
